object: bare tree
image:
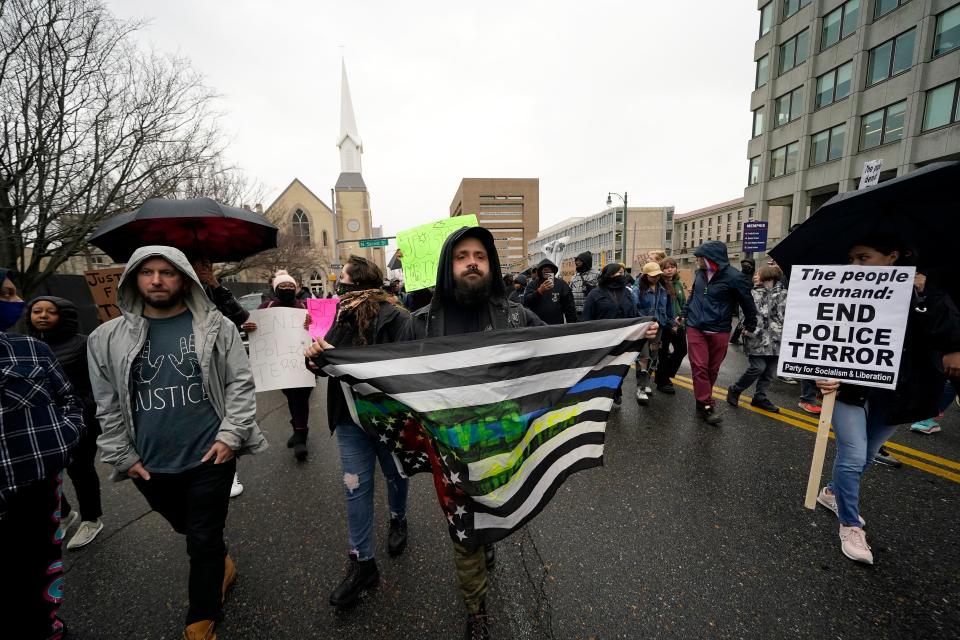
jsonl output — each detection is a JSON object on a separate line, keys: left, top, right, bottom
{"left": 0, "top": 0, "right": 224, "bottom": 295}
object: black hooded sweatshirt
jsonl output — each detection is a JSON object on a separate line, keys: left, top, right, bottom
{"left": 399, "top": 226, "right": 543, "bottom": 339}
{"left": 26, "top": 296, "right": 97, "bottom": 424}
{"left": 522, "top": 258, "right": 577, "bottom": 325}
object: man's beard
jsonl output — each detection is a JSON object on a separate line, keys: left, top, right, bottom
{"left": 453, "top": 271, "right": 492, "bottom": 306}
{"left": 142, "top": 289, "right": 185, "bottom": 309}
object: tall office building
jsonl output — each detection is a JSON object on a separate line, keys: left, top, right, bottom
{"left": 449, "top": 178, "right": 539, "bottom": 271}
{"left": 745, "top": 0, "right": 960, "bottom": 236}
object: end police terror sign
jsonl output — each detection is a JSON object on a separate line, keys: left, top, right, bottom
{"left": 777, "top": 265, "right": 915, "bottom": 389}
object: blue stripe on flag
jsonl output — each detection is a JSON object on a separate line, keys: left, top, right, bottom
{"left": 567, "top": 375, "right": 623, "bottom": 394}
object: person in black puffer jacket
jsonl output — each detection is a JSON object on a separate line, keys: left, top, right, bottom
{"left": 522, "top": 258, "right": 577, "bottom": 325}
{"left": 25, "top": 296, "right": 104, "bottom": 549}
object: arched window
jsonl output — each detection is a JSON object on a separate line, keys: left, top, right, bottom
{"left": 292, "top": 209, "right": 310, "bottom": 244}
{"left": 322, "top": 230, "right": 328, "bottom": 247}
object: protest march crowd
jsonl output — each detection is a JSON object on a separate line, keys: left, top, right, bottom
{"left": 1, "top": 218, "right": 959, "bottom": 640}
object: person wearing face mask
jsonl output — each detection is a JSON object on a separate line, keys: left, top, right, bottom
{"left": 26, "top": 296, "right": 105, "bottom": 550}
{"left": 242, "top": 270, "right": 314, "bottom": 461}
{"left": 0, "top": 268, "right": 26, "bottom": 332}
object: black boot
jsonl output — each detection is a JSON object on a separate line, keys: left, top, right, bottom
{"left": 751, "top": 396, "right": 779, "bottom": 413}
{"left": 387, "top": 517, "right": 408, "bottom": 556}
{"left": 287, "top": 432, "right": 297, "bottom": 448}
{"left": 726, "top": 385, "right": 742, "bottom": 407}
{"left": 329, "top": 554, "right": 379, "bottom": 607}
{"left": 697, "top": 403, "right": 723, "bottom": 426}
{"left": 484, "top": 543, "right": 496, "bottom": 569}
{"left": 292, "top": 429, "right": 308, "bottom": 461}
{"left": 464, "top": 601, "right": 490, "bottom": 640}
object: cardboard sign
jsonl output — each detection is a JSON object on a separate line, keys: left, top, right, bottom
{"left": 306, "top": 298, "right": 338, "bottom": 340}
{"left": 859, "top": 159, "right": 883, "bottom": 189}
{"left": 677, "top": 268, "right": 695, "bottom": 295}
{"left": 741, "top": 221, "right": 768, "bottom": 253}
{"left": 397, "top": 214, "right": 479, "bottom": 292}
{"left": 85, "top": 267, "right": 125, "bottom": 323}
{"left": 777, "top": 265, "right": 915, "bottom": 389}
{"left": 246, "top": 308, "right": 316, "bottom": 392}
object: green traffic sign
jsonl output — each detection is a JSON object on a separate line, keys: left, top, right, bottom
{"left": 359, "top": 238, "right": 389, "bottom": 248}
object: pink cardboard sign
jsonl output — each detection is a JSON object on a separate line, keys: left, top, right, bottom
{"left": 307, "top": 298, "right": 338, "bottom": 340}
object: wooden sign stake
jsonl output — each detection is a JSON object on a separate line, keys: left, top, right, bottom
{"left": 804, "top": 390, "right": 836, "bottom": 510}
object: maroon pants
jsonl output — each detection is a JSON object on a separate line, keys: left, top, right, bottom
{"left": 686, "top": 327, "right": 730, "bottom": 407}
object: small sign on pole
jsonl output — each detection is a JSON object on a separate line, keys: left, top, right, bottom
{"left": 741, "top": 220, "right": 769, "bottom": 253}
{"left": 777, "top": 264, "right": 915, "bottom": 509}
{"left": 858, "top": 159, "right": 884, "bottom": 190}
{"left": 359, "top": 238, "right": 389, "bottom": 248}
{"left": 84, "top": 267, "right": 125, "bottom": 323}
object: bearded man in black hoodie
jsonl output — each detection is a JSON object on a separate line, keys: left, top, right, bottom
{"left": 522, "top": 258, "right": 576, "bottom": 325}
{"left": 397, "top": 226, "right": 543, "bottom": 640}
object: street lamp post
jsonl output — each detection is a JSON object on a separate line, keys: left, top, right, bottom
{"left": 607, "top": 191, "right": 628, "bottom": 266}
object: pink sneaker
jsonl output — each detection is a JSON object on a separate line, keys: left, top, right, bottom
{"left": 816, "top": 487, "right": 865, "bottom": 525}
{"left": 839, "top": 525, "right": 873, "bottom": 564}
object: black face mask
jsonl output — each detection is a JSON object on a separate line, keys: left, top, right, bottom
{"left": 607, "top": 276, "right": 626, "bottom": 289}
{"left": 337, "top": 282, "right": 361, "bottom": 296}
{"left": 276, "top": 288, "right": 296, "bottom": 304}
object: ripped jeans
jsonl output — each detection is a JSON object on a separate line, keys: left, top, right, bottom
{"left": 335, "top": 421, "right": 410, "bottom": 560}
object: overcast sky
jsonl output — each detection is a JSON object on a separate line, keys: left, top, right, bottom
{"left": 109, "top": 0, "right": 759, "bottom": 236}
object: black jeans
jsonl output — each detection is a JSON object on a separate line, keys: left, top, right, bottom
{"left": 134, "top": 458, "right": 235, "bottom": 624}
{"left": 61, "top": 416, "right": 102, "bottom": 522}
{"left": 0, "top": 476, "right": 64, "bottom": 640}
{"left": 282, "top": 386, "right": 313, "bottom": 431}
{"left": 655, "top": 327, "right": 688, "bottom": 386}
{"left": 734, "top": 355, "right": 778, "bottom": 400}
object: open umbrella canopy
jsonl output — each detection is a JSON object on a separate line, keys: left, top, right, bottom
{"left": 88, "top": 197, "right": 279, "bottom": 263}
{"left": 769, "top": 161, "right": 960, "bottom": 280}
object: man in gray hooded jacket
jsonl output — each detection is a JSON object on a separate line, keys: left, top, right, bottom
{"left": 87, "top": 245, "right": 267, "bottom": 640}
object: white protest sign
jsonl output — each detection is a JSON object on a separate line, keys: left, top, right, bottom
{"left": 858, "top": 159, "right": 883, "bottom": 189}
{"left": 777, "top": 265, "right": 915, "bottom": 390}
{"left": 246, "top": 307, "right": 316, "bottom": 392}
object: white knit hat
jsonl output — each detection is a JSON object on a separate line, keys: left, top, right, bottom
{"left": 272, "top": 269, "right": 297, "bottom": 290}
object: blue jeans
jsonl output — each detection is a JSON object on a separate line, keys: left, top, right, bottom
{"left": 828, "top": 401, "right": 898, "bottom": 527}
{"left": 335, "top": 422, "right": 409, "bottom": 561}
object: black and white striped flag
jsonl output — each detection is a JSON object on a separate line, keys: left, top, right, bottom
{"left": 321, "top": 318, "right": 651, "bottom": 549}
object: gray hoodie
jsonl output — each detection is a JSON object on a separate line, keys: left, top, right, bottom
{"left": 87, "top": 246, "right": 267, "bottom": 475}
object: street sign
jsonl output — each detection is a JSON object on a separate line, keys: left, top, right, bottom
{"left": 359, "top": 238, "right": 389, "bottom": 248}
{"left": 742, "top": 220, "right": 768, "bottom": 253}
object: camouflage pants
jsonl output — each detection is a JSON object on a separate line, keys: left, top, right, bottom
{"left": 453, "top": 542, "right": 487, "bottom": 614}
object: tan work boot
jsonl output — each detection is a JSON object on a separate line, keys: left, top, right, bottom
{"left": 222, "top": 554, "right": 237, "bottom": 603}
{"left": 183, "top": 620, "right": 216, "bottom": 640}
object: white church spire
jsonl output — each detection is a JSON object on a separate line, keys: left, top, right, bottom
{"left": 337, "top": 59, "right": 363, "bottom": 175}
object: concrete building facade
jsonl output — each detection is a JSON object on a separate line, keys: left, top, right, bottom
{"left": 746, "top": 0, "right": 960, "bottom": 235}
{"left": 449, "top": 178, "right": 539, "bottom": 272}
{"left": 671, "top": 198, "right": 789, "bottom": 269}
{"left": 527, "top": 205, "right": 675, "bottom": 275}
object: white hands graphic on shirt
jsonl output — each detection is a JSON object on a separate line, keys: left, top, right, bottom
{"left": 167, "top": 335, "right": 202, "bottom": 379}
{"left": 132, "top": 341, "right": 163, "bottom": 384}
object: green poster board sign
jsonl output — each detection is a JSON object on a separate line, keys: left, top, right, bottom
{"left": 396, "top": 214, "right": 479, "bottom": 291}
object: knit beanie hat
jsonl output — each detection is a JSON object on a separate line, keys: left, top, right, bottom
{"left": 272, "top": 269, "right": 297, "bottom": 290}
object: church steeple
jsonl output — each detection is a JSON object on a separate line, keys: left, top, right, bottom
{"left": 337, "top": 59, "right": 363, "bottom": 176}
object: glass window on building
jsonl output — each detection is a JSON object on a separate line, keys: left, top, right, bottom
{"left": 779, "top": 29, "right": 810, "bottom": 75}
{"left": 760, "top": 2, "right": 774, "bottom": 36}
{"left": 822, "top": 0, "right": 860, "bottom": 50}
{"left": 774, "top": 87, "right": 804, "bottom": 126}
{"left": 749, "top": 156, "right": 762, "bottom": 185}
{"left": 934, "top": 5, "right": 960, "bottom": 57}
{"left": 875, "top": 0, "right": 907, "bottom": 20}
{"left": 784, "top": 0, "right": 811, "bottom": 19}
{"left": 753, "top": 107, "right": 764, "bottom": 137}
{"left": 860, "top": 100, "right": 906, "bottom": 149}
{"left": 770, "top": 141, "right": 800, "bottom": 177}
{"left": 922, "top": 80, "right": 960, "bottom": 130}
{"left": 810, "top": 123, "right": 846, "bottom": 165}
{"left": 756, "top": 55, "right": 770, "bottom": 87}
{"left": 867, "top": 29, "right": 915, "bottom": 86}
{"left": 815, "top": 61, "right": 853, "bottom": 109}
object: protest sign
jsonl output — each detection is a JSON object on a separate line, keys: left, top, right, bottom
{"left": 741, "top": 221, "right": 768, "bottom": 253}
{"left": 677, "top": 268, "right": 694, "bottom": 295}
{"left": 777, "top": 265, "right": 915, "bottom": 389}
{"left": 306, "top": 298, "right": 338, "bottom": 340}
{"left": 859, "top": 159, "right": 883, "bottom": 189}
{"left": 85, "top": 267, "right": 125, "bottom": 323}
{"left": 396, "top": 214, "right": 479, "bottom": 291}
{"left": 246, "top": 308, "right": 316, "bottom": 392}
{"left": 777, "top": 264, "right": 915, "bottom": 509}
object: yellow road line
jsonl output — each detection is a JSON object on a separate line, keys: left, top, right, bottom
{"left": 668, "top": 378, "right": 960, "bottom": 483}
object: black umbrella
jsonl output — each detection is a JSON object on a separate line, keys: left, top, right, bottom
{"left": 769, "top": 161, "right": 960, "bottom": 280}
{"left": 88, "top": 197, "right": 279, "bottom": 263}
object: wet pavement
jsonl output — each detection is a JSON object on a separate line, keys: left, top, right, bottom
{"left": 60, "top": 346, "right": 960, "bottom": 639}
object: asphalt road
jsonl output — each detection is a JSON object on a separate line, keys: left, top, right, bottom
{"left": 59, "top": 346, "right": 960, "bottom": 639}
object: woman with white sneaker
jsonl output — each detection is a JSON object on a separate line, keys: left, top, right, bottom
{"left": 26, "top": 296, "right": 105, "bottom": 549}
{"left": 815, "top": 235, "right": 960, "bottom": 565}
